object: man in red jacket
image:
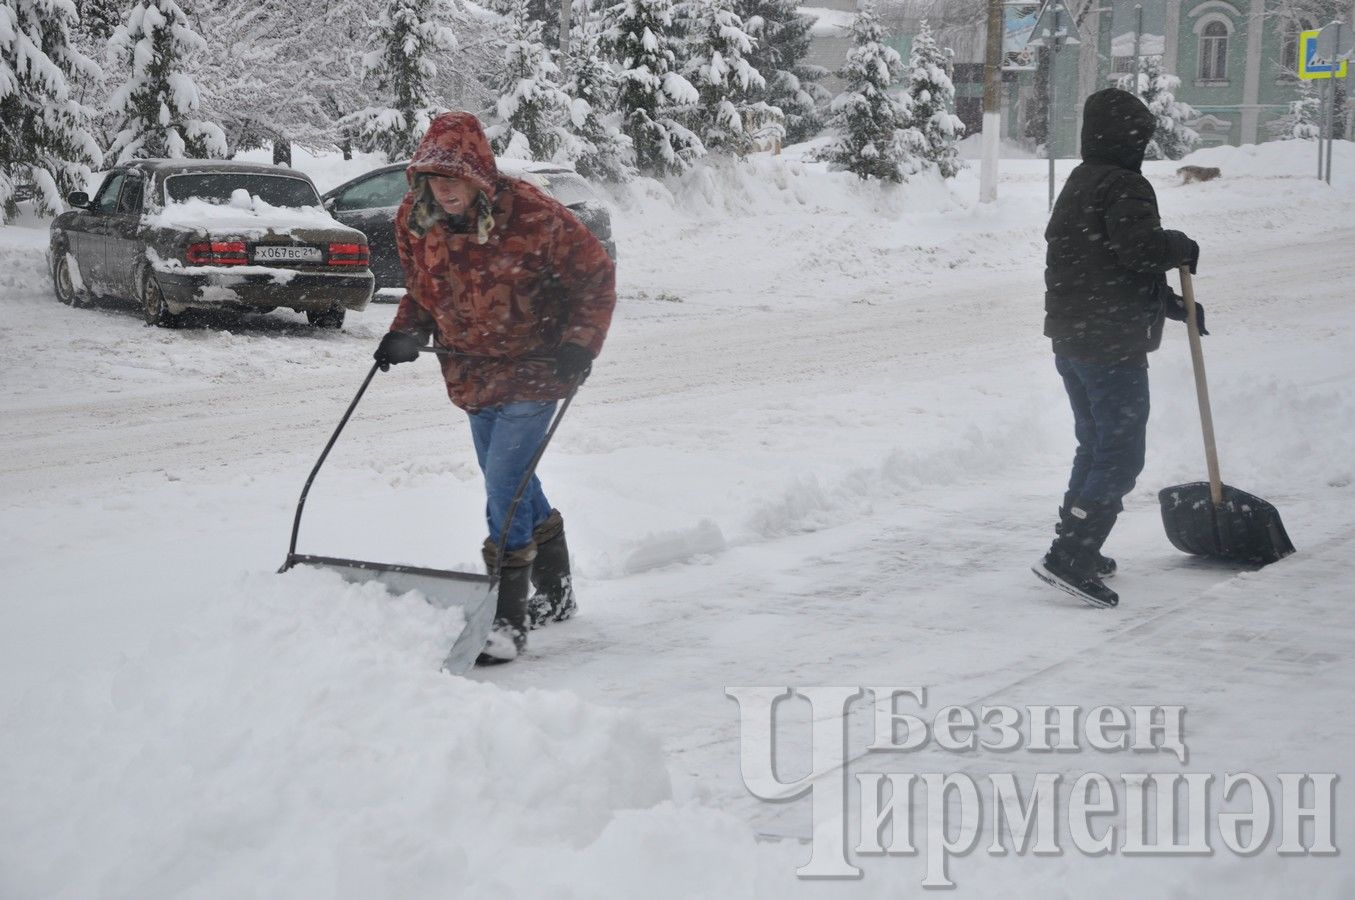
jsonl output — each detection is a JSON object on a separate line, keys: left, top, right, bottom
{"left": 373, "top": 112, "right": 616, "bottom": 664}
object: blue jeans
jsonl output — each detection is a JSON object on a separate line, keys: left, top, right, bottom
{"left": 1056, "top": 355, "right": 1150, "bottom": 510}
{"left": 467, "top": 401, "right": 556, "bottom": 552}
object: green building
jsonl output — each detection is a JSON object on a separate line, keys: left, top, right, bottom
{"left": 805, "top": 1, "right": 1353, "bottom": 156}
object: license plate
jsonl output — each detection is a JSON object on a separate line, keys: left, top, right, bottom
{"left": 254, "top": 244, "right": 321, "bottom": 263}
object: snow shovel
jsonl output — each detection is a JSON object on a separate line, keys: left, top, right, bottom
{"left": 279, "top": 347, "right": 577, "bottom": 673}
{"left": 1158, "top": 268, "right": 1295, "bottom": 566}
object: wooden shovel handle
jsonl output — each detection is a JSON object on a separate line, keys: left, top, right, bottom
{"left": 1179, "top": 267, "right": 1224, "bottom": 506}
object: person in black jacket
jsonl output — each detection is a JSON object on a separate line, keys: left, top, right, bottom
{"left": 1034, "top": 88, "right": 1205, "bottom": 609}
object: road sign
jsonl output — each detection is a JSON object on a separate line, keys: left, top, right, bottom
{"left": 1299, "top": 29, "right": 1348, "bottom": 79}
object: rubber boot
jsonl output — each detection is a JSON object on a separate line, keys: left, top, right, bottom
{"left": 477, "top": 539, "right": 534, "bottom": 665}
{"left": 1058, "top": 496, "right": 1117, "bottom": 578}
{"left": 527, "top": 510, "right": 577, "bottom": 629}
{"left": 1033, "top": 500, "right": 1120, "bottom": 608}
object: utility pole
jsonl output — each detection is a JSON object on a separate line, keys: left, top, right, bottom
{"left": 980, "top": 0, "right": 1004, "bottom": 203}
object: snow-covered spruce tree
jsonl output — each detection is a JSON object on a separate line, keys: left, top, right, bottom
{"left": 736, "top": 0, "right": 826, "bottom": 144}
{"left": 0, "top": 0, "right": 103, "bottom": 220}
{"left": 682, "top": 0, "right": 782, "bottom": 155}
{"left": 74, "top": 0, "right": 123, "bottom": 43}
{"left": 1268, "top": 80, "right": 1321, "bottom": 140}
{"left": 818, "top": 2, "right": 915, "bottom": 182}
{"left": 342, "top": 0, "right": 456, "bottom": 161}
{"left": 1117, "top": 57, "right": 1199, "bottom": 161}
{"left": 602, "top": 0, "right": 704, "bottom": 176}
{"left": 488, "top": 0, "right": 572, "bottom": 159}
{"left": 682, "top": 0, "right": 791, "bottom": 154}
{"left": 903, "top": 20, "right": 962, "bottom": 178}
{"left": 561, "top": 24, "right": 635, "bottom": 181}
{"left": 106, "top": 0, "right": 226, "bottom": 162}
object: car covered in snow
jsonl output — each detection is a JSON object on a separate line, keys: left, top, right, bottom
{"left": 48, "top": 160, "right": 374, "bottom": 328}
{"left": 320, "top": 159, "right": 616, "bottom": 298}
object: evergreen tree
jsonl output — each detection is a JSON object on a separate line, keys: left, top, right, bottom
{"left": 683, "top": 0, "right": 781, "bottom": 155}
{"left": 818, "top": 2, "right": 915, "bottom": 182}
{"left": 1117, "top": 57, "right": 1199, "bottom": 161}
{"left": 1268, "top": 81, "right": 1321, "bottom": 140}
{"left": 903, "top": 20, "right": 962, "bottom": 178}
{"left": 342, "top": 0, "right": 456, "bottom": 161}
{"left": 602, "top": 0, "right": 704, "bottom": 176}
{"left": 489, "top": 0, "right": 572, "bottom": 159}
{"left": 106, "top": 0, "right": 227, "bottom": 162}
{"left": 736, "top": 0, "right": 825, "bottom": 144}
{"left": 561, "top": 24, "right": 635, "bottom": 181}
{"left": 0, "top": 0, "right": 103, "bottom": 220}
{"left": 74, "top": 0, "right": 122, "bottom": 43}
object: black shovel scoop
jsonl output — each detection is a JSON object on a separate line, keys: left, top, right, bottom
{"left": 1158, "top": 267, "right": 1295, "bottom": 565}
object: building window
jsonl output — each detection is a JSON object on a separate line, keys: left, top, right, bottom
{"left": 1199, "top": 21, "right": 1229, "bottom": 81}
{"left": 1281, "top": 17, "right": 1316, "bottom": 74}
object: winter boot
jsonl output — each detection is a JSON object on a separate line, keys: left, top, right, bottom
{"left": 477, "top": 539, "right": 535, "bottom": 665}
{"left": 1033, "top": 501, "right": 1120, "bottom": 609}
{"left": 527, "top": 510, "right": 576, "bottom": 629}
{"left": 1057, "top": 501, "right": 1117, "bottom": 578}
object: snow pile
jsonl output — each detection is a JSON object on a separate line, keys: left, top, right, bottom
{"left": 1173, "top": 138, "right": 1355, "bottom": 180}
{"left": 0, "top": 565, "right": 758, "bottom": 898}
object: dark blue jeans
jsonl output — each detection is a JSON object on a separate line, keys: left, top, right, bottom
{"left": 467, "top": 400, "right": 557, "bottom": 552}
{"left": 1055, "top": 355, "right": 1150, "bottom": 510}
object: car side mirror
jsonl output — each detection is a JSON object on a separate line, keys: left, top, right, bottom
{"left": 67, "top": 191, "right": 91, "bottom": 209}
{"left": 323, "top": 196, "right": 337, "bottom": 212}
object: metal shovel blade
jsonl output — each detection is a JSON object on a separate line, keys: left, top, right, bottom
{"left": 1158, "top": 483, "right": 1296, "bottom": 566}
{"left": 283, "top": 554, "right": 496, "bottom": 674}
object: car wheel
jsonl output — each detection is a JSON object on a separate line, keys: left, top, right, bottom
{"left": 141, "top": 269, "right": 181, "bottom": 328}
{"left": 53, "top": 252, "right": 84, "bottom": 307}
{"left": 306, "top": 306, "right": 345, "bottom": 329}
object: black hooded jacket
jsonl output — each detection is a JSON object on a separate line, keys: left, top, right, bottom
{"left": 1044, "top": 89, "right": 1197, "bottom": 364}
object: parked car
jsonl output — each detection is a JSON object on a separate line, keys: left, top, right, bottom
{"left": 49, "top": 160, "right": 374, "bottom": 328}
{"left": 321, "top": 159, "right": 617, "bottom": 298}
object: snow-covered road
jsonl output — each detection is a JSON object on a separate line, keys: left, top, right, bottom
{"left": 3, "top": 145, "right": 1353, "bottom": 897}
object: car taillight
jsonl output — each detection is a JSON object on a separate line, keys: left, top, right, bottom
{"left": 328, "top": 242, "right": 369, "bottom": 266}
{"left": 186, "top": 241, "right": 248, "bottom": 266}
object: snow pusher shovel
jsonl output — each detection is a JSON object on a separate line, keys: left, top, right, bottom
{"left": 1158, "top": 268, "right": 1295, "bottom": 566}
{"left": 279, "top": 347, "right": 577, "bottom": 673}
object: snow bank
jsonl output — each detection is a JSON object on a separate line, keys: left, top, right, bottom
{"left": 1175, "top": 137, "right": 1355, "bottom": 180}
{"left": 0, "top": 564, "right": 760, "bottom": 899}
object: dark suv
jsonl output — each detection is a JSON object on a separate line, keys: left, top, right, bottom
{"left": 321, "top": 159, "right": 616, "bottom": 297}
{"left": 49, "top": 160, "right": 373, "bottom": 328}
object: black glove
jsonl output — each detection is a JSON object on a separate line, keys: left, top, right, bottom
{"left": 554, "top": 343, "right": 594, "bottom": 384}
{"left": 374, "top": 331, "right": 423, "bottom": 371}
{"left": 1164, "top": 230, "right": 1200, "bottom": 274}
{"left": 1164, "top": 291, "right": 1208, "bottom": 335}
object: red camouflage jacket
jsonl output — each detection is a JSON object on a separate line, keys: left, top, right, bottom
{"left": 389, "top": 112, "right": 617, "bottom": 411}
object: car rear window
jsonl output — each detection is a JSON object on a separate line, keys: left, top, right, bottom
{"left": 534, "top": 172, "right": 596, "bottom": 207}
{"left": 165, "top": 173, "right": 321, "bottom": 208}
